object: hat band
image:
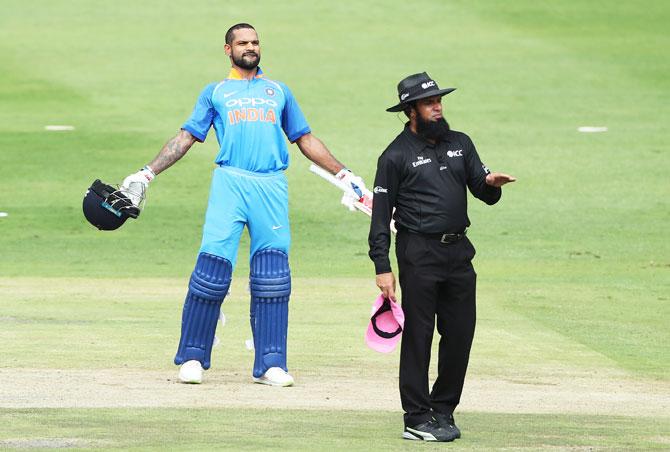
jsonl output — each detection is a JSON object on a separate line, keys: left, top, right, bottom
{"left": 398, "top": 80, "right": 438, "bottom": 102}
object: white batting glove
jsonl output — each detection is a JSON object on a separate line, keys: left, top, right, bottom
{"left": 335, "top": 168, "right": 368, "bottom": 201}
{"left": 121, "top": 166, "right": 155, "bottom": 207}
{"left": 340, "top": 193, "right": 358, "bottom": 211}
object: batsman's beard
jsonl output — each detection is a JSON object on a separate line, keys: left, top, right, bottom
{"left": 233, "top": 52, "right": 260, "bottom": 70}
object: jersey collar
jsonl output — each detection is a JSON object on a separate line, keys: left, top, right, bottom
{"left": 403, "top": 123, "right": 435, "bottom": 153}
{"left": 402, "top": 123, "right": 452, "bottom": 153}
{"left": 226, "top": 67, "right": 264, "bottom": 80}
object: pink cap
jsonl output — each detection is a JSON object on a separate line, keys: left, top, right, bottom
{"left": 365, "top": 294, "right": 405, "bottom": 353}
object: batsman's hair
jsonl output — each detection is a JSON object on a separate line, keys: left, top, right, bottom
{"left": 225, "top": 23, "right": 256, "bottom": 45}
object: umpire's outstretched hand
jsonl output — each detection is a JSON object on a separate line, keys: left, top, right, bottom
{"left": 485, "top": 172, "right": 516, "bottom": 187}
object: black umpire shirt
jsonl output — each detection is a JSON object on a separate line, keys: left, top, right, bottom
{"left": 368, "top": 124, "right": 501, "bottom": 274}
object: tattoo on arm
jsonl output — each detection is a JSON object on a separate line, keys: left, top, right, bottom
{"left": 148, "top": 130, "right": 196, "bottom": 175}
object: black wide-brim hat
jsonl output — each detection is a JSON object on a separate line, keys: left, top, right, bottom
{"left": 386, "top": 72, "right": 455, "bottom": 112}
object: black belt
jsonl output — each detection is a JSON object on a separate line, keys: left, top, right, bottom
{"left": 397, "top": 226, "right": 467, "bottom": 245}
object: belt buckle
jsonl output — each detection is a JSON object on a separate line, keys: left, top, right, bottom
{"left": 440, "top": 233, "right": 456, "bottom": 244}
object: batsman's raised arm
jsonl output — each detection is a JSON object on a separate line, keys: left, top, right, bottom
{"left": 296, "top": 132, "right": 369, "bottom": 201}
{"left": 147, "top": 129, "right": 198, "bottom": 175}
{"left": 295, "top": 132, "right": 344, "bottom": 174}
{"left": 120, "top": 129, "right": 198, "bottom": 205}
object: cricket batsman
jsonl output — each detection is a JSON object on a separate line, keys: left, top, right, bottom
{"left": 121, "top": 23, "right": 368, "bottom": 386}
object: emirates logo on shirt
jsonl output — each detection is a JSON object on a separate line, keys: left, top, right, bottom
{"left": 412, "top": 156, "right": 432, "bottom": 168}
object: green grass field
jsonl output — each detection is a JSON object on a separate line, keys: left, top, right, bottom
{"left": 1, "top": 0, "right": 669, "bottom": 450}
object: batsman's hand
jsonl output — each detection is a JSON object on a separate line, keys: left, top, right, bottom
{"left": 376, "top": 272, "right": 397, "bottom": 303}
{"left": 485, "top": 172, "right": 516, "bottom": 187}
{"left": 335, "top": 168, "right": 368, "bottom": 201}
{"left": 340, "top": 193, "right": 358, "bottom": 212}
{"left": 121, "top": 166, "right": 155, "bottom": 207}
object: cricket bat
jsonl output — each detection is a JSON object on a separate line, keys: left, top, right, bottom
{"left": 309, "top": 164, "right": 396, "bottom": 233}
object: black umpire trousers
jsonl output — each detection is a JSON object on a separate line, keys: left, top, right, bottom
{"left": 396, "top": 230, "right": 477, "bottom": 427}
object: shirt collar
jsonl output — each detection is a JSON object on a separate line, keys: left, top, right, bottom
{"left": 226, "top": 66, "right": 264, "bottom": 80}
{"left": 402, "top": 123, "right": 435, "bottom": 153}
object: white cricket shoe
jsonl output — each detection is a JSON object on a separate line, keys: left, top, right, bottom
{"left": 178, "top": 360, "right": 203, "bottom": 384}
{"left": 253, "top": 367, "right": 294, "bottom": 387}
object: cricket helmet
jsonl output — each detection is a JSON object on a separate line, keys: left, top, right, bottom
{"left": 82, "top": 179, "right": 141, "bottom": 231}
{"left": 386, "top": 72, "right": 456, "bottom": 112}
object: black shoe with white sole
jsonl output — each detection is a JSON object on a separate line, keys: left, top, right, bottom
{"left": 433, "top": 412, "right": 461, "bottom": 439}
{"left": 402, "top": 418, "right": 459, "bottom": 442}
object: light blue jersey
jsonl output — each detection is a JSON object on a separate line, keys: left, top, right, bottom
{"left": 181, "top": 67, "right": 307, "bottom": 263}
{"left": 182, "top": 67, "right": 311, "bottom": 173}
{"left": 175, "top": 65, "right": 305, "bottom": 380}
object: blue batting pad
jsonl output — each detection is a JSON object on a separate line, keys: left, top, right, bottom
{"left": 174, "top": 252, "right": 232, "bottom": 369}
{"left": 250, "top": 249, "right": 291, "bottom": 377}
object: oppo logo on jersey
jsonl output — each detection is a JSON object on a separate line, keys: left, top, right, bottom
{"left": 226, "top": 97, "right": 278, "bottom": 108}
{"left": 226, "top": 98, "right": 277, "bottom": 125}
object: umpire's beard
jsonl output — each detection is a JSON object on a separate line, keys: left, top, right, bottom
{"left": 416, "top": 115, "right": 450, "bottom": 142}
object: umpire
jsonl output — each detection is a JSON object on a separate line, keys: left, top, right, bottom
{"left": 368, "top": 72, "right": 515, "bottom": 442}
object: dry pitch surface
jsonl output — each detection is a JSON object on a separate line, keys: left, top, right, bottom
{"left": 2, "top": 367, "right": 669, "bottom": 418}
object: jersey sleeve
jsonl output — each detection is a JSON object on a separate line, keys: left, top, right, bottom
{"left": 368, "top": 151, "right": 400, "bottom": 274}
{"left": 181, "top": 83, "right": 217, "bottom": 142}
{"left": 463, "top": 134, "right": 501, "bottom": 205}
{"left": 279, "top": 83, "right": 311, "bottom": 143}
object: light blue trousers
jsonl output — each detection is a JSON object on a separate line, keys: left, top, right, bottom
{"left": 199, "top": 165, "right": 290, "bottom": 263}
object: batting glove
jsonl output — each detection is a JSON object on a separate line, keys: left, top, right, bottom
{"left": 335, "top": 168, "right": 368, "bottom": 201}
{"left": 121, "top": 166, "right": 155, "bottom": 207}
{"left": 340, "top": 193, "right": 358, "bottom": 212}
